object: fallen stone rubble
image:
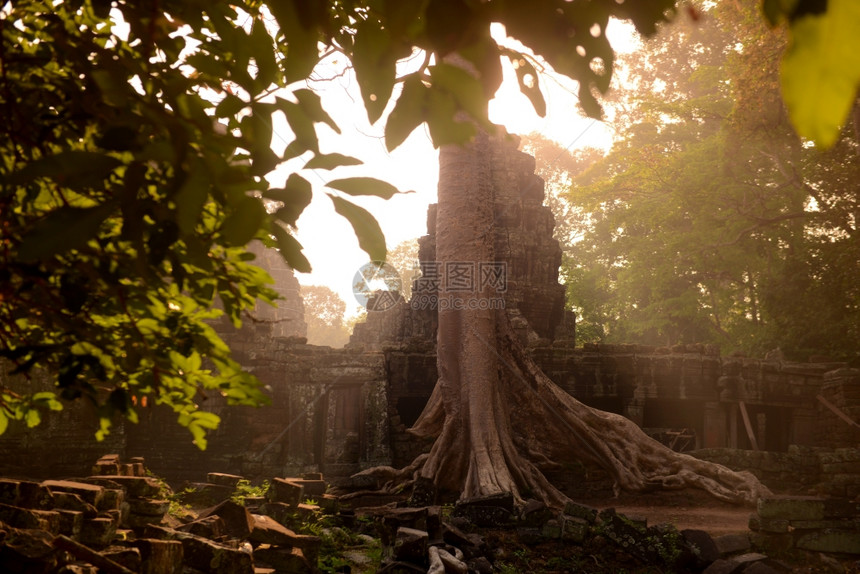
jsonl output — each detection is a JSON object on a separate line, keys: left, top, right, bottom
{"left": 0, "top": 455, "right": 324, "bottom": 573}
{"left": 2, "top": 454, "right": 860, "bottom": 573}
{"left": 343, "top": 489, "right": 860, "bottom": 573}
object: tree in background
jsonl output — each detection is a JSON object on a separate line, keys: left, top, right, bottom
{"left": 301, "top": 285, "right": 350, "bottom": 348}
{"left": 386, "top": 238, "right": 420, "bottom": 301}
{"left": 557, "top": 1, "right": 860, "bottom": 359}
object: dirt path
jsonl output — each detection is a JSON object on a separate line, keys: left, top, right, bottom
{"left": 579, "top": 489, "right": 753, "bottom": 536}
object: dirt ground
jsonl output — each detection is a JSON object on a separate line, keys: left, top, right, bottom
{"left": 579, "top": 489, "right": 754, "bottom": 536}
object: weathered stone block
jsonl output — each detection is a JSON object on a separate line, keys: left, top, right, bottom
{"left": 56, "top": 509, "right": 84, "bottom": 538}
{"left": 268, "top": 478, "right": 304, "bottom": 507}
{"left": 520, "top": 499, "right": 553, "bottom": 527}
{"left": 99, "top": 489, "right": 125, "bottom": 513}
{"left": 0, "top": 526, "right": 59, "bottom": 574}
{"left": 380, "top": 506, "right": 429, "bottom": 541}
{"left": 394, "top": 527, "right": 428, "bottom": 563}
{"left": 250, "top": 514, "right": 302, "bottom": 546}
{"left": 179, "top": 515, "right": 226, "bottom": 540}
{"left": 563, "top": 500, "right": 598, "bottom": 524}
{"left": 180, "top": 483, "right": 234, "bottom": 507}
{"left": 681, "top": 529, "right": 720, "bottom": 567}
{"left": 127, "top": 498, "right": 169, "bottom": 517}
{"left": 206, "top": 472, "right": 244, "bottom": 488}
{"left": 701, "top": 558, "right": 744, "bottom": 574}
{"left": 131, "top": 539, "right": 183, "bottom": 574}
{"left": 92, "top": 455, "right": 121, "bottom": 477}
{"left": 102, "top": 546, "right": 141, "bottom": 573}
{"left": 123, "top": 512, "right": 165, "bottom": 529}
{"left": 823, "top": 497, "right": 860, "bottom": 519}
{"left": 79, "top": 516, "right": 118, "bottom": 548}
{"left": 561, "top": 515, "right": 589, "bottom": 543}
{"left": 796, "top": 529, "right": 860, "bottom": 554}
{"left": 92, "top": 462, "right": 120, "bottom": 476}
{"left": 86, "top": 476, "right": 161, "bottom": 499}
{"left": 713, "top": 532, "right": 751, "bottom": 556}
{"left": 541, "top": 518, "right": 562, "bottom": 539}
{"left": 758, "top": 517, "right": 790, "bottom": 533}
{"left": 749, "top": 531, "right": 795, "bottom": 555}
{"left": 12, "top": 480, "right": 55, "bottom": 510}
{"left": 259, "top": 501, "right": 297, "bottom": 528}
{"left": 174, "top": 531, "right": 254, "bottom": 574}
{"left": 41, "top": 480, "right": 104, "bottom": 508}
{"left": 253, "top": 546, "right": 313, "bottom": 574}
{"left": 288, "top": 479, "right": 326, "bottom": 498}
{"left": 790, "top": 518, "right": 860, "bottom": 530}
{"left": 199, "top": 499, "right": 254, "bottom": 539}
{"left": 317, "top": 494, "right": 339, "bottom": 514}
{"left": 0, "top": 503, "right": 60, "bottom": 533}
{"left": 757, "top": 496, "right": 825, "bottom": 521}
{"left": 453, "top": 492, "right": 514, "bottom": 527}
{"left": 52, "top": 492, "right": 98, "bottom": 517}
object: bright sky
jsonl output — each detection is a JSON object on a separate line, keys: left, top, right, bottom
{"left": 274, "top": 22, "right": 639, "bottom": 316}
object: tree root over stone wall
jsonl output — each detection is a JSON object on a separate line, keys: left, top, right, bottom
{"left": 352, "top": 309, "right": 769, "bottom": 510}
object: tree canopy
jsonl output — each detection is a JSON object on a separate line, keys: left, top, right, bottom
{"left": 1, "top": 0, "right": 857, "bottom": 443}
{"left": 301, "top": 284, "right": 350, "bottom": 347}
{"left": 556, "top": 1, "right": 860, "bottom": 359}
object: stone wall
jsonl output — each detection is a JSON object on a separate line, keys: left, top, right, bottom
{"left": 123, "top": 319, "right": 390, "bottom": 484}
{"left": 692, "top": 446, "right": 860, "bottom": 498}
{"left": 381, "top": 340, "right": 851, "bottom": 468}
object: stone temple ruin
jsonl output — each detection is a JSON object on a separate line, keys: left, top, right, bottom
{"left": 2, "top": 136, "right": 860, "bottom": 503}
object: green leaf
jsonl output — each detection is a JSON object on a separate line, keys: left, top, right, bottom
{"left": 294, "top": 89, "right": 340, "bottom": 134}
{"left": 352, "top": 20, "right": 398, "bottom": 124}
{"left": 33, "top": 392, "right": 63, "bottom": 411}
{"left": 269, "top": 1, "right": 319, "bottom": 82}
{"left": 215, "top": 94, "right": 247, "bottom": 118}
{"left": 780, "top": 0, "right": 860, "bottom": 147}
{"left": 278, "top": 98, "right": 320, "bottom": 159}
{"left": 245, "top": 109, "right": 280, "bottom": 175}
{"left": 18, "top": 203, "right": 115, "bottom": 261}
{"left": 501, "top": 49, "right": 546, "bottom": 117}
{"left": 385, "top": 75, "right": 427, "bottom": 152}
{"left": 186, "top": 411, "right": 221, "bottom": 450}
{"left": 250, "top": 19, "right": 278, "bottom": 88}
{"left": 10, "top": 151, "right": 122, "bottom": 190}
{"left": 271, "top": 224, "right": 312, "bottom": 273}
{"left": 326, "top": 177, "right": 410, "bottom": 200}
{"left": 264, "top": 173, "right": 313, "bottom": 226}
{"left": 220, "top": 196, "right": 265, "bottom": 246}
{"left": 25, "top": 408, "right": 40, "bottom": 428}
{"left": 0, "top": 410, "right": 7, "bottom": 435}
{"left": 305, "top": 153, "right": 363, "bottom": 170}
{"left": 430, "top": 63, "right": 493, "bottom": 125}
{"left": 92, "top": 69, "right": 128, "bottom": 107}
{"left": 426, "top": 90, "right": 476, "bottom": 147}
{"left": 174, "top": 162, "right": 211, "bottom": 234}
{"left": 328, "top": 195, "right": 386, "bottom": 262}
{"left": 185, "top": 52, "right": 229, "bottom": 80}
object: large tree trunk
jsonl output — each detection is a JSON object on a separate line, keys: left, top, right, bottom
{"left": 400, "top": 128, "right": 769, "bottom": 508}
